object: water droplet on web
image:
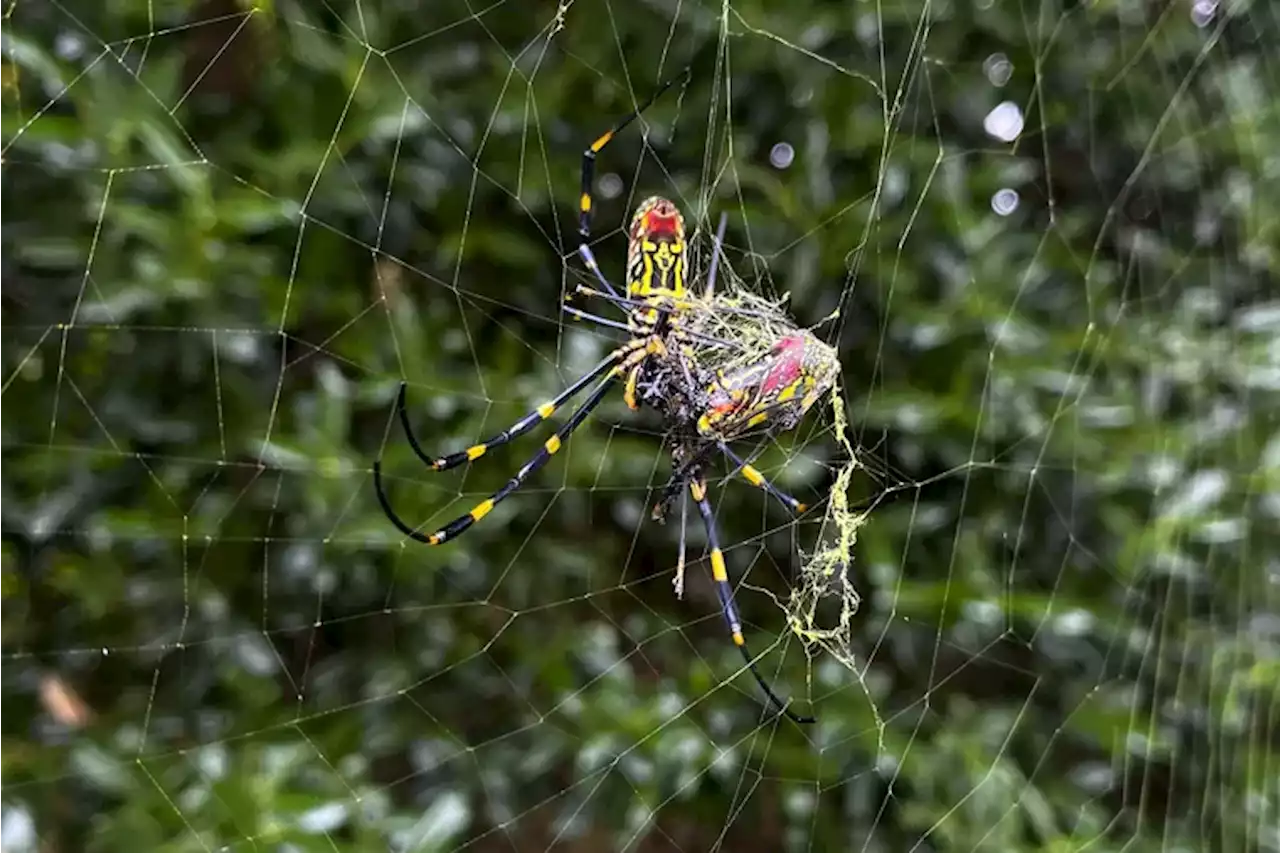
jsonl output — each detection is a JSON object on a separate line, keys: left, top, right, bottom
{"left": 770, "top": 142, "right": 795, "bottom": 170}
{"left": 991, "top": 188, "right": 1020, "bottom": 216}
{"left": 983, "top": 53, "right": 1013, "bottom": 87}
{"left": 983, "top": 101, "right": 1024, "bottom": 143}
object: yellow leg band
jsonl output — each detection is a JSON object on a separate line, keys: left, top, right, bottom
{"left": 710, "top": 548, "right": 728, "bottom": 582}
{"left": 470, "top": 499, "right": 495, "bottom": 521}
{"left": 591, "top": 130, "right": 614, "bottom": 152}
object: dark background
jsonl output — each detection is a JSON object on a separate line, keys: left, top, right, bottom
{"left": 3, "top": 0, "right": 1278, "bottom": 850}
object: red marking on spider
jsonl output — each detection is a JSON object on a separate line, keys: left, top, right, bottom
{"left": 632, "top": 198, "right": 684, "bottom": 240}
{"left": 759, "top": 335, "right": 806, "bottom": 394}
{"left": 641, "top": 212, "right": 682, "bottom": 238}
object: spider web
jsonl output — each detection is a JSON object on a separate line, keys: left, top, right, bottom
{"left": 3, "top": 0, "right": 1278, "bottom": 850}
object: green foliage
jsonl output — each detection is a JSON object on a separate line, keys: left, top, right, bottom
{"left": 3, "top": 0, "right": 1278, "bottom": 850}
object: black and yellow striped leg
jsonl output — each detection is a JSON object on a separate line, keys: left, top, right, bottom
{"left": 376, "top": 372, "right": 620, "bottom": 546}
{"left": 690, "top": 477, "right": 815, "bottom": 724}
{"left": 393, "top": 349, "right": 625, "bottom": 473}
{"left": 375, "top": 342, "right": 656, "bottom": 546}
{"left": 717, "top": 442, "right": 808, "bottom": 514}
{"left": 578, "top": 66, "right": 694, "bottom": 240}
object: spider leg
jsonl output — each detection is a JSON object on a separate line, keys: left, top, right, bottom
{"left": 576, "top": 248, "right": 722, "bottom": 357}
{"left": 573, "top": 285, "right": 682, "bottom": 318}
{"left": 374, "top": 342, "right": 655, "bottom": 545}
{"left": 577, "top": 284, "right": 783, "bottom": 325}
{"left": 577, "top": 264, "right": 727, "bottom": 356}
{"left": 376, "top": 376, "right": 615, "bottom": 545}
{"left": 576, "top": 244, "right": 626, "bottom": 302}
{"left": 574, "top": 286, "right": 744, "bottom": 355}
{"left": 578, "top": 67, "right": 694, "bottom": 242}
{"left": 393, "top": 344, "right": 632, "bottom": 473}
{"left": 624, "top": 363, "right": 648, "bottom": 410}
{"left": 571, "top": 251, "right": 665, "bottom": 413}
{"left": 689, "top": 475, "right": 815, "bottom": 724}
{"left": 655, "top": 441, "right": 808, "bottom": 521}
{"left": 717, "top": 442, "right": 807, "bottom": 514}
{"left": 563, "top": 304, "right": 633, "bottom": 336}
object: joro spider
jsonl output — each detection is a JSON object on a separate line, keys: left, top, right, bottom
{"left": 373, "top": 68, "right": 839, "bottom": 725}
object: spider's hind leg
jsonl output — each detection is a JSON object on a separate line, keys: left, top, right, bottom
{"left": 688, "top": 474, "right": 814, "bottom": 724}
{"left": 391, "top": 348, "right": 623, "bottom": 473}
{"left": 718, "top": 442, "right": 808, "bottom": 514}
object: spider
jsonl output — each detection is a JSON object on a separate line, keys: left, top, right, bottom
{"left": 373, "top": 68, "right": 839, "bottom": 725}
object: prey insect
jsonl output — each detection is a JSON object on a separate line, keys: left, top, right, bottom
{"left": 374, "top": 66, "right": 839, "bottom": 725}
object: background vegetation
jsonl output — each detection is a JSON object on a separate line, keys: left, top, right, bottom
{"left": 3, "top": 0, "right": 1278, "bottom": 850}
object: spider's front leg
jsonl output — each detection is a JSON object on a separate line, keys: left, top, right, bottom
{"left": 391, "top": 349, "right": 623, "bottom": 473}
{"left": 374, "top": 337, "right": 659, "bottom": 545}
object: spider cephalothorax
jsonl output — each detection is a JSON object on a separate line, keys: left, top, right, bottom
{"left": 373, "top": 67, "right": 836, "bottom": 725}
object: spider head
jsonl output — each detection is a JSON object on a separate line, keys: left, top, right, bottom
{"left": 630, "top": 196, "right": 685, "bottom": 243}
{"left": 626, "top": 196, "right": 688, "bottom": 299}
